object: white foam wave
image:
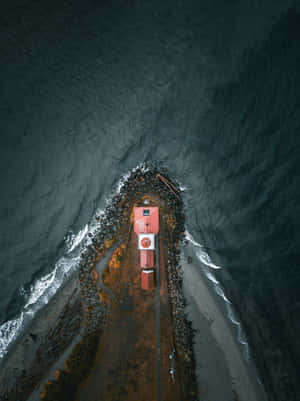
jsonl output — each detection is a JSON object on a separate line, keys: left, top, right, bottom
{"left": 226, "top": 302, "right": 249, "bottom": 360}
{"left": 202, "top": 267, "right": 220, "bottom": 285}
{"left": 116, "top": 162, "right": 150, "bottom": 195}
{"left": 0, "top": 312, "right": 25, "bottom": 360}
{"left": 213, "top": 282, "right": 231, "bottom": 303}
{"left": 185, "top": 230, "right": 221, "bottom": 269}
{"left": 67, "top": 225, "right": 89, "bottom": 254}
{"left": 116, "top": 171, "right": 131, "bottom": 193}
{"left": 0, "top": 254, "right": 80, "bottom": 361}
{"left": 24, "top": 269, "right": 56, "bottom": 309}
{"left": 185, "top": 229, "right": 250, "bottom": 362}
{"left": 24, "top": 255, "right": 79, "bottom": 310}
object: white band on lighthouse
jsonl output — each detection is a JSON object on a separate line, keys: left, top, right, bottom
{"left": 138, "top": 233, "right": 155, "bottom": 250}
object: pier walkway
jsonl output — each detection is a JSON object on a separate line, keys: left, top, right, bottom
{"left": 75, "top": 203, "right": 182, "bottom": 401}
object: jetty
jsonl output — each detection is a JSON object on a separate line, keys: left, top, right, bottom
{"left": 0, "top": 164, "right": 197, "bottom": 401}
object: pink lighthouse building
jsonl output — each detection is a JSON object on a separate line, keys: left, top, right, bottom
{"left": 134, "top": 206, "right": 159, "bottom": 290}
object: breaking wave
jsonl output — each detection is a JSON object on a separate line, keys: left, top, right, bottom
{"left": 185, "top": 229, "right": 250, "bottom": 361}
{"left": 0, "top": 254, "right": 81, "bottom": 361}
{"left": 66, "top": 225, "right": 89, "bottom": 254}
{"left": 185, "top": 230, "right": 221, "bottom": 269}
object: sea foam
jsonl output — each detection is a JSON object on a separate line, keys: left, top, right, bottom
{"left": 185, "top": 228, "right": 250, "bottom": 361}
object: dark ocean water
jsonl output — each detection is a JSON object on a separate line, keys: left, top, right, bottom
{"left": 1, "top": 0, "right": 300, "bottom": 398}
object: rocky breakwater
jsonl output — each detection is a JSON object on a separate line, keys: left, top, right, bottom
{"left": 0, "top": 162, "right": 197, "bottom": 401}
{"left": 162, "top": 193, "right": 198, "bottom": 400}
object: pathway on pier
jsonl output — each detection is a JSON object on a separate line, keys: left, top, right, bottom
{"left": 75, "top": 205, "right": 182, "bottom": 401}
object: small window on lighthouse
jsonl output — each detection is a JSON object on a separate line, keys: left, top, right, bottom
{"left": 143, "top": 209, "right": 150, "bottom": 216}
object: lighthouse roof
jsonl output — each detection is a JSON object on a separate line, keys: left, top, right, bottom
{"left": 134, "top": 207, "right": 159, "bottom": 234}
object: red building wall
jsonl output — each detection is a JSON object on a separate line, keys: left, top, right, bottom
{"left": 134, "top": 207, "right": 159, "bottom": 234}
{"left": 141, "top": 270, "right": 155, "bottom": 290}
{"left": 140, "top": 250, "right": 154, "bottom": 268}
